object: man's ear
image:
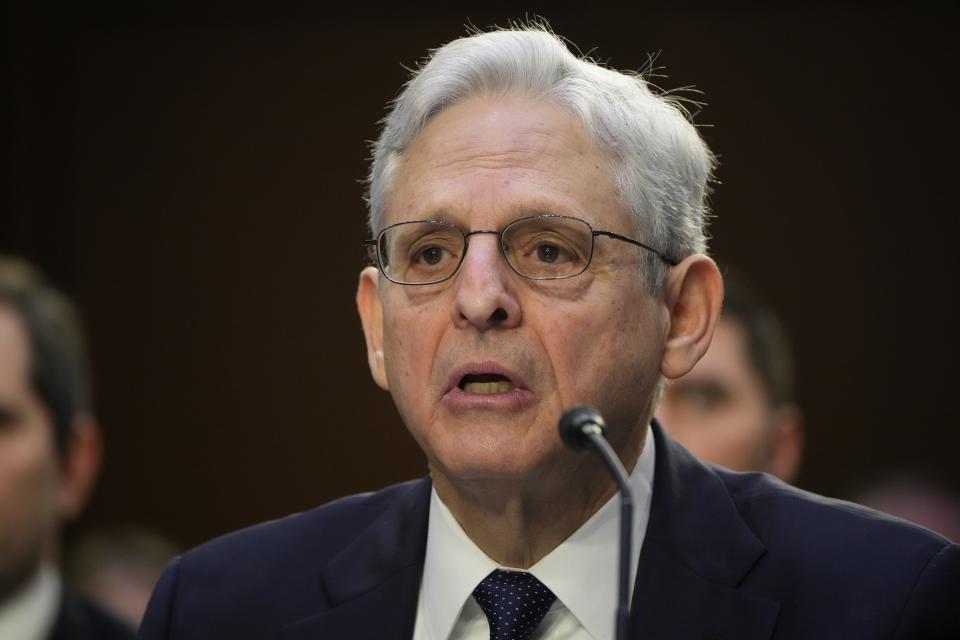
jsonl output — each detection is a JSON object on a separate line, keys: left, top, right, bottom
{"left": 58, "top": 413, "right": 102, "bottom": 521}
{"left": 357, "top": 266, "right": 389, "bottom": 391}
{"left": 660, "top": 255, "right": 724, "bottom": 380}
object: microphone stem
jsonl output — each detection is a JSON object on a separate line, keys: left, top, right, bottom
{"left": 584, "top": 429, "right": 634, "bottom": 640}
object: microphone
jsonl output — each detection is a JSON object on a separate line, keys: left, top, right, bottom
{"left": 559, "top": 405, "right": 634, "bottom": 640}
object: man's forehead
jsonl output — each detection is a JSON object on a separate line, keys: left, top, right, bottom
{"left": 385, "top": 94, "right": 625, "bottom": 230}
{"left": 411, "top": 93, "right": 594, "bottom": 151}
{"left": 411, "top": 117, "right": 589, "bottom": 170}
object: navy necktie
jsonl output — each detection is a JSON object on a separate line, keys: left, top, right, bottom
{"left": 472, "top": 569, "right": 557, "bottom": 640}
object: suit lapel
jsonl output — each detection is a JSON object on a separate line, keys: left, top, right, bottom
{"left": 280, "top": 478, "right": 432, "bottom": 640}
{"left": 630, "top": 421, "right": 781, "bottom": 640}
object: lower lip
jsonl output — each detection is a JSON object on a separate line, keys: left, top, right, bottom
{"left": 440, "top": 386, "right": 535, "bottom": 413}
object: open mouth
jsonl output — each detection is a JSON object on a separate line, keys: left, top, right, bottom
{"left": 458, "top": 373, "right": 514, "bottom": 394}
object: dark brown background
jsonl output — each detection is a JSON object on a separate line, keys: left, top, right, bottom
{"left": 8, "top": 3, "right": 959, "bottom": 548}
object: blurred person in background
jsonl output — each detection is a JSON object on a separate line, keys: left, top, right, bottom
{"left": 65, "top": 526, "right": 181, "bottom": 629}
{"left": 656, "top": 271, "right": 804, "bottom": 483}
{"left": 0, "top": 256, "right": 134, "bottom": 640}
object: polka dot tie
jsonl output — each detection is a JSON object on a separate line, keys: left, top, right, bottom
{"left": 472, "top": 569, "right": 557, "bottom": 640}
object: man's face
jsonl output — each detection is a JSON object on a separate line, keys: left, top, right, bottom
{"left": 656, "top": 317, "right": 774, "bottom": 472}
{"left": 362, "top": 94, "right": 669, "bottom": 489}
{"left": 0, "top": 305, "right": 62, "bottom": 599}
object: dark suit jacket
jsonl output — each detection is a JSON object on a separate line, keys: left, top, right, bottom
{"left": 49, "top": 588, "right": 136, "bottom": 640}
{"left": 139, "top": 422, "right": 960, "bottom": 639}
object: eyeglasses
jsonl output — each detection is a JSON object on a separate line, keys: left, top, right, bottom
{"left": 363, "top": 214, "right": 678, "bottom": 286}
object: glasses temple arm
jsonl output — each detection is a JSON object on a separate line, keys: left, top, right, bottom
{"left": 593, "top": 230, "right": 679, "bottom": 266}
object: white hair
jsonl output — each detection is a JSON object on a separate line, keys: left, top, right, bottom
{"left": 367, "top": 26, "right": 715, "bottom": 290}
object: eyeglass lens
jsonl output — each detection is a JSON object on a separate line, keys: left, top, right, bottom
{"left": 377, "top": 217, "right": 595, "bottom": 284}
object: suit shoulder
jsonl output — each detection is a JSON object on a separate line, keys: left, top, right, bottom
{"left": 716, "top": 468, "right": 952, "bottom": 554}
{"left": 712, "top": 468, "right": 959, "bottom": 634}
{"left": 141, "top": 478, "right": 429, "bottom": 638}
{"left": 183, "top": 478, "right": 426, "bottom": 570}
{"left": 717, "top": 468, "right": 954, "bottom": 598}
{"left": 718, "top": 468, "right": 950, "bottom": 551}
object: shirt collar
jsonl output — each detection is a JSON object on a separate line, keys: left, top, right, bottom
{"left": 419, "top": 482, "right": 500, "bottom": 640}
{"left": 0, "top": 564, "right": 62, "bottom": 640}
{"left": 419, "top": 424, "right": 656, "bottom": 640}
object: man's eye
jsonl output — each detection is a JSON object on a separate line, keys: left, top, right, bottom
{"left": 416, "top": 246, "right": 446, "bottom": 265}
{"left": 535, "top": 243, "right": 565, "bottom": 263}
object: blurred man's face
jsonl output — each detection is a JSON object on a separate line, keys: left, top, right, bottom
{"left": 359, "top": 93, "right": 667, "bottom": 492}
{"left": 0, "top": 306, "right": 62, "bottom": 600}
{"left": 657, "top": 317, "right": 782, "bottom": 475}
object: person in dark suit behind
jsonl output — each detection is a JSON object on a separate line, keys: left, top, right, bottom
{"left": 0, "top": 257, "right": 134, "bottom": 640}
{"left": 140, "top": 24, "right": 959, "bottom": 639}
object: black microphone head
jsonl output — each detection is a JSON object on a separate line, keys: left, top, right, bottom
{"left": 559, "top": 405, "right": 607, "bottom": 451}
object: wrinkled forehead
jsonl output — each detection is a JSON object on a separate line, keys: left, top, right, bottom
{"left": 384, "top": 93, "right": 627, "bottom": 231}
{"left": 410, "top": 93, "right": 597, "bottom": 160}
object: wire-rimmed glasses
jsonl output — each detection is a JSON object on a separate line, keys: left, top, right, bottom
{"left": 363, "top": 214, "right": 678, "bottom": 286}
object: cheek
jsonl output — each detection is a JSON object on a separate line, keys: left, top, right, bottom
{"left": 382, "top": 304, "right": 444, "bottom": 418}
{"left": 383, "top": 296, "right": 431, "bottom": 375}
{"left": 0, "top": 431, "right": 60, "bottom": 550}
{"left": 599, "top": 298, "right": 659, "bottom": 377}
{"left": 541, "top": 292, "right": 661, "bottom": 409}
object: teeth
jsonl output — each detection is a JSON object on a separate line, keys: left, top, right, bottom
{"left": 463, "top": 380, "right": 514, "bottom": 394}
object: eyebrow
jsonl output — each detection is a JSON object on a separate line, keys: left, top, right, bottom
{"left": 393, "top": 208, "right": 589, "bottom": 229}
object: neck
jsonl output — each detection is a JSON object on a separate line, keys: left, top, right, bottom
{"left": 431, "top": 428, "right": 645, "bottom": 569}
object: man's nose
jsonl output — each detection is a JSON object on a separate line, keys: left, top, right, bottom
{"left": 451, "top": 233, "right": 522, "bottom": 331}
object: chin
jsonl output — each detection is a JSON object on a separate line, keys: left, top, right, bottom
{"left": 441, "top": 463, "right": 537, "bottom": 485}
{"left": 428, "top": 437, "right": 566, "bottom": 486}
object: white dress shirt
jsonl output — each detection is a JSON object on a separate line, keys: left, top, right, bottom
{"left": 413, "top": 425, "right": 655, "bottom": 640}
{"left": 0, "top": 564, "right": 61, "bottom": 640}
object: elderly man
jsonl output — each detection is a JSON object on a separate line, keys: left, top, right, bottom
{"left": 0, "top": 257, "right": 134, "bottom": 640}
{"left": 140, "top": 27, "right": 959, "bottom": 639}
